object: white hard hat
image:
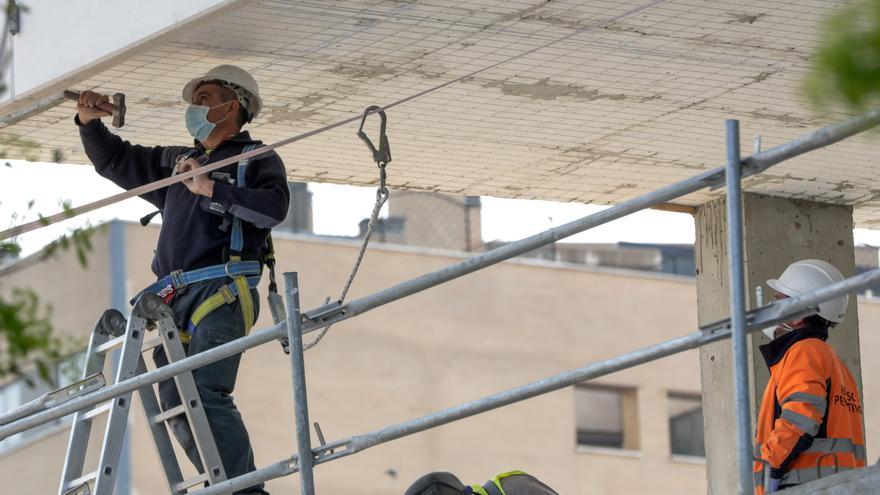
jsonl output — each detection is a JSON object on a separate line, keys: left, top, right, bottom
{"left": 767, "top": 259, "right": 848, "bottom": 323}
{"left": 182, "top": 64, "right": 263, "bottom": 121}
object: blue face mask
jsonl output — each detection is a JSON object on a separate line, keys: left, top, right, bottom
{"left": 185, "top": 101, "right": 231, "bottom": 142}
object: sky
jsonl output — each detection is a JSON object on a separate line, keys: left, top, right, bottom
{"left": 2, "top": 160, "right": 880, "bottom": 258}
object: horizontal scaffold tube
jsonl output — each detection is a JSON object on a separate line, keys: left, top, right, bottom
{"left": 1, "top": 107, "right": 879, "bottom": 437}
{"left": 196, "top": 267, "right": 880, "bottom": 495}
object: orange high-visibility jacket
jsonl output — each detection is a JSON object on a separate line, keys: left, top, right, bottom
{"left": 753, "top": 326, "right": 865, "bottom": 493}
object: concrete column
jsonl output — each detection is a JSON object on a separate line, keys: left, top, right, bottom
{"left": 694, "top": 193, "right": 862, "bottom": 495}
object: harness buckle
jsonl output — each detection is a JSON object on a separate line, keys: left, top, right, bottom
{"left": 170, "top": 269, "right": 187, "bottom": 289}
{"left": 219, "top": 285, "right": 236, "bottom": 304}
{"left": 224, "top": 261, "right": 238, "bottom": 278}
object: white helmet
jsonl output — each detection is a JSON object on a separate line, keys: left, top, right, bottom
{"left": 182, "top": 64, "right": 263, "bottom": 121}
{"left": 766, "top": 259, "right": 848, "bottom": 324}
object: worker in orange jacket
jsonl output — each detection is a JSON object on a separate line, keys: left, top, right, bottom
{"left": 753, "top": 259, "right": 866, "bottom": 493}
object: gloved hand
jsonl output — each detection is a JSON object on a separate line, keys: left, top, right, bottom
{"left": 766, "top": 477, "right": 781, "bottom": 493}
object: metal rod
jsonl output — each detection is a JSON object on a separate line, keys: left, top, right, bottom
{"left": 286, "top": 110, "right": 880, "bottom": 332}
{"left": 0, "top": 92, "right": 64, "bottom": 127}
{"left": 0, "top": 323, "right": 285, "bottom": 435}
{"left": 0, "top": 163, "right": 726, "bottom": 434}
{"left": 742, "top": 109, "right": 880, "bottom": 177}
{"left": 5, "top": 103, "right": 880, "bottom": 436}
{"left": 8, "top": 269, "right": 880, "bottom": 495}
{"left": 109, "top": 219, "right": 132, "bottom": 495}
{"left": 726, "top": 120, "right": 753, "bottom": 495}
{"left": 4, "top": 223, "right": 880, "bottom": 442}
{"left": 284, "top": 273, "right": 315, "bottom": 495}
{"left": 195, "top": 267, "right": 880, "bottom": 494}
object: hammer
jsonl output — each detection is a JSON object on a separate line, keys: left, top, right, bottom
{"left": 64, "top": 90, "right": 126, "bottom": 128}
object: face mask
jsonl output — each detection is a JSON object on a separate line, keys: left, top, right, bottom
{"left": 185, "top": 101, "right": 231, "bottom": 142}
{"left": 761, "top": 322, "right": 794, "bottom": 340}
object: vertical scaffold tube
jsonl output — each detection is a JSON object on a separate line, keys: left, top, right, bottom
{"left": 726, "top": 119, "right": 754, "bottom": 495}
{"left": 284, "top": 273, "right": 316, "bottom": 495}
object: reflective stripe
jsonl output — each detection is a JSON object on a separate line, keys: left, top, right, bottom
{"left": 781, "top": 465, "right": 853, "bottom": 485}
{"left": 781, "top": 392, "right": 827, "bottom": 417}
{"left": 781, "top": 409, "right": 821, "bottom": 435}
{"left": 753, "top": 438, "right": 865, "bottom": 488}
{"left": 805, "top": 438, "right": 867, "bottom": 461}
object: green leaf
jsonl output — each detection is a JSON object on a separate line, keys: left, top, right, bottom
{"left": 0, "top": 287, "right": 66, "bottom": 382}
{"left": 807, "top": 0, "right": 880, "bottom": 110}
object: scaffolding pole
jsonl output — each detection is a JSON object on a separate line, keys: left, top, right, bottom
{"left": 725, "top": 119, "right": 753, "bottom": 495}
{"left": 283, "top": 273, "right": 315, "bottom": 495}
{"left": 2, "top": 109, "right": 880, "bottom": 438}
{"left": 195, "top": 267, "right": 880, "bottom": 494}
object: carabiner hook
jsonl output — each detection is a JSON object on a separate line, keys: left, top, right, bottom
{"left": 357, "top": 105, "right": 392, "bottom": 166}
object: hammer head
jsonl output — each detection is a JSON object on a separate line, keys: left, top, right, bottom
{"left": 111, "top": 93, "right": 126, "bottom": 128}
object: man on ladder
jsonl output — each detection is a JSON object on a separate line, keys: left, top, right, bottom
{"left": 74, "top": 64, "right": 290, "bottom": 494}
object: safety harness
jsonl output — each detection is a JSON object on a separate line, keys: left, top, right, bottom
{"left": 142, "top": 143, "right": 273, "bottom": 343}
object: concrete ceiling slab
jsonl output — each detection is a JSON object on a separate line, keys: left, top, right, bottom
{"left": 4, "top": 0, "right": 880, "bottom": 226}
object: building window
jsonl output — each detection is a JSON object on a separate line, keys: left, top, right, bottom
{"left": 575, "top": 384, "right": 639, "bottom": 451}
{"left": 0, "top": 350, "right": 86, "bottom": 455}
{"left": 668, "top": 392, "right": 705, "bottom": 458}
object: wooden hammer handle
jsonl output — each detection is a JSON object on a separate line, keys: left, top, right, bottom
{"left": 64, "top": 90, "right": 114, "bottom": 111}
{"left": 64, "top": 90, "right": 126, "bottom": 127}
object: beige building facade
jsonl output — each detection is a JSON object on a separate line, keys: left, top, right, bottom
{"left": 0, "top": 221, "right": 877, "bottom": 494}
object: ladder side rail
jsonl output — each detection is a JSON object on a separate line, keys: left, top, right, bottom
{"left": 134, "top": 357, "right": 187, "bottom": 494}
{"left": 90, "top": 312, "right": 149, "bottom": 495}
{"left": 58, "top": 310, "right": 124, "bottom": 494}
{"left": 155, "top": 315, "right": 228, "bottom": 485}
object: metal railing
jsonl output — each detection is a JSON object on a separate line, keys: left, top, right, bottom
{"left": 2, "top": 109, "right": 880, "bottom": 494}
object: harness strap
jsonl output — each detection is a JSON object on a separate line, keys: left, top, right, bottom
{"left": 234, "top": 268, "right": 255, "bottom": 332}
{"left": 226, "top": 145, "right": 258, "bottom": 336}
{"left": 148, "top": 143, "right": 263, "bottom": 343}
{"left": 481, "top": 481, "right": 504, "bottom": 495}
{"left": 229, "top": 143, "right": 257, "bottom": 254}
{"left": 185, "top": 274, "right": 261, "bottom": 335}
{"left": 142, "top": 260, "right": 262, "bottom": 294}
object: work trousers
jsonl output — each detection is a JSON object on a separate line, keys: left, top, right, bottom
{"left": 151, "top": 281, "right": 267, "bottom": 495}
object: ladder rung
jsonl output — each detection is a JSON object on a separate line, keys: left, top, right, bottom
{"left": 176, "top": 472, "right": 208, "bottom": 492}
{"left": 152, "top": 404, "right": 186, "bottom": 424}
{"left": 65, "top": 471, "right": 97, "bottom": 492}
{"left": 94, "top": 335, "right": 126, "bottom": 355}
{"left": 82, "top": 402, "right": 113, "bottom": 422}
{"left": 62, "top": 481, "right": 92, "bottom": 495}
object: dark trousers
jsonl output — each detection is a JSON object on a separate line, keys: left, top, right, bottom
{"left": 152, "top": 285, "right": 267, "bottom": 495}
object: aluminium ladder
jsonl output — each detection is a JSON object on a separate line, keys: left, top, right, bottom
{"left": 58, "top": 293, "right": 227, "bottom": 495}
